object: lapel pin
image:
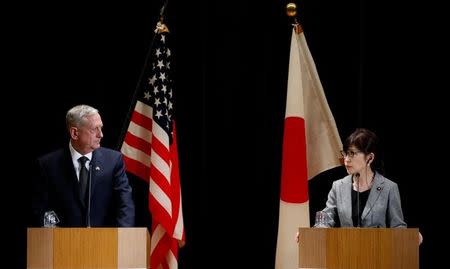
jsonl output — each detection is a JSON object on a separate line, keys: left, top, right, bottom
{"left": 95, "top": 166, "right": 100, "bottom": 171}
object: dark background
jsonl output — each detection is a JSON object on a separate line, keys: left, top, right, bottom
{"left": 7, "top": 0, "right": 445, "bottom": 268}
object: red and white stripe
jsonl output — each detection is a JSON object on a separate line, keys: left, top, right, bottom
{"left": 121, "top": 100, "right": 185, "bottom": 269}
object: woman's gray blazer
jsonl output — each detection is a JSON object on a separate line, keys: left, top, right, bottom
{"left": 321, "top": 173, "right": 407, "bottom": 228}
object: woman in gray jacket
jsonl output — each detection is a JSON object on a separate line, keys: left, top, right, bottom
{"left": 316, "top": 128, "right": 422, "bottom": 244}
{"left": 319, "top": 128, "right": 405, "bottom": 228}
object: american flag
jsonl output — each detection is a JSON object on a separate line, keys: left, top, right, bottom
{"left": 121, "top": 22, "right": 185, "bottom": 269}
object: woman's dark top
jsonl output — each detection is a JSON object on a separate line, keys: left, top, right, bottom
{"left": 352, "top": 188, "right": 370, "bottom": 227}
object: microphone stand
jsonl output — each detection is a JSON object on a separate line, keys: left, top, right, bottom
{"left": 87, "top": 162, "right": 92, "bottom": 228}
{"left": 355, "top": 173, "right": 361, "bottom": 227}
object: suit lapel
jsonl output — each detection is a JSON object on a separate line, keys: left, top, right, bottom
{"left": 63, "top": 147, "right": 86, "bottom": 208}
{"left": 90, "top": 149, "right": 102, "bottom": 195}
{"left": 341, "top": 176, "right": 353, "bottom": 223}
{"left": 362, "top": 173, "right": 384, "bottom": 222}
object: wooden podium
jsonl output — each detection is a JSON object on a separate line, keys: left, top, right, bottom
{"left": 298, "top": 227, "right": 419, "bottom": 269}
{"left": 27, "top": 228, "right": 150, "bottom": 269}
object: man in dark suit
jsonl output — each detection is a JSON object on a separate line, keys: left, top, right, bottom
{"left": 30, "top": 104, "right": 135, "bottom": 227}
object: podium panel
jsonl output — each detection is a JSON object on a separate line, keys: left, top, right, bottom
{"left": 27, "top": 228, "right": 150, "bottom": 269}
{"left": 298, "top": 228, "right": 419, "bottom": 269}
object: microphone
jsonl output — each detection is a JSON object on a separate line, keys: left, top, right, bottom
{"left": 87, "top": 161, "right": 93, "bottom": 228}
{"left": 353, "top": 173, "right": 361, "bottom": 227}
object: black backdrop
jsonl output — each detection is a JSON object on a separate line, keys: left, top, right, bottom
{"left": 8, "top": 0, "right": 445, "bottom": 268}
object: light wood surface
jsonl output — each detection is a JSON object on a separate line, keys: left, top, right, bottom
{"left": 27, "top": 228, "right": 54, "bottom": 269}
{"left": 298, "top": 228, "right": 419, "bottom": 269}
{"left": 53, "top": 228, "right": 117, "bottom": 269}
{"left": 118, "top": 228, "right": 150, "bottom": 268}
{"left": 27, "top": 227, "right": 150, "bottom": 269}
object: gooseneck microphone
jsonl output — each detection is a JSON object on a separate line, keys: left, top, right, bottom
{"left": 354, "top": 172, "right": 361, "bottom": 227}
{"left": 87, "top": 162, "right": 92, "bottom": 228}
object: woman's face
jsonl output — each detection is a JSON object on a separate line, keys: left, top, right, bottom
{"left": 343, "top": 146, "right": 369, "bottom": 175}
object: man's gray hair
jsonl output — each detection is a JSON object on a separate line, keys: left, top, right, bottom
{"left": 66, "top": 104, "right": 99, "bottom": 129}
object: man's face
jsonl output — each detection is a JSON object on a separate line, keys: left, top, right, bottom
{"left": 73, "top": 113, "right": 103, "bottom": 154}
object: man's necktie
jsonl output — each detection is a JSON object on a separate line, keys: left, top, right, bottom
{"left": 78, "top": 156, "right": 89, "bottom": 205}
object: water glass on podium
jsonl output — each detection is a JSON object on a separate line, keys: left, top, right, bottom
{"left": 43, "top": 211, "right": 60, "bottom": 227}
{"left": 314, "top": 211, "right": 328, "bottom": 228}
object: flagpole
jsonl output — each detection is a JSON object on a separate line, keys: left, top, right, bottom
{"left": 116, "top": 0, "right": 170, "bottom": 150}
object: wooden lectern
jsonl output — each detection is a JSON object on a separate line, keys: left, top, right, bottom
{"left": 27, "top": 228, "right": 150, "bottom": 269}
{"left": 298, "top": 227, "right": 419, "bottom": 269}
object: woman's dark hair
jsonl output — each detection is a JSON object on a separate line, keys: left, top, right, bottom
{"left": 343, "top": 128, "right": 384, "bottom": 173}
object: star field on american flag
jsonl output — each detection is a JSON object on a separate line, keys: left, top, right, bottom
{"left": 141, "top": 33, "right": 174, "bottom": 141}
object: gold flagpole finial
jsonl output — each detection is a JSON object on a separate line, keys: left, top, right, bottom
{"left": 155, "top": 20, "right": 169, "bottom": 34}
{"left": 286, "top": 3, "right": 297, "bottom": 17}
{"left": 155, "top": 1, "right": 170, "bottom": 34}
{"left": 286, "top": 3, "right": 302, "bottom": 34}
